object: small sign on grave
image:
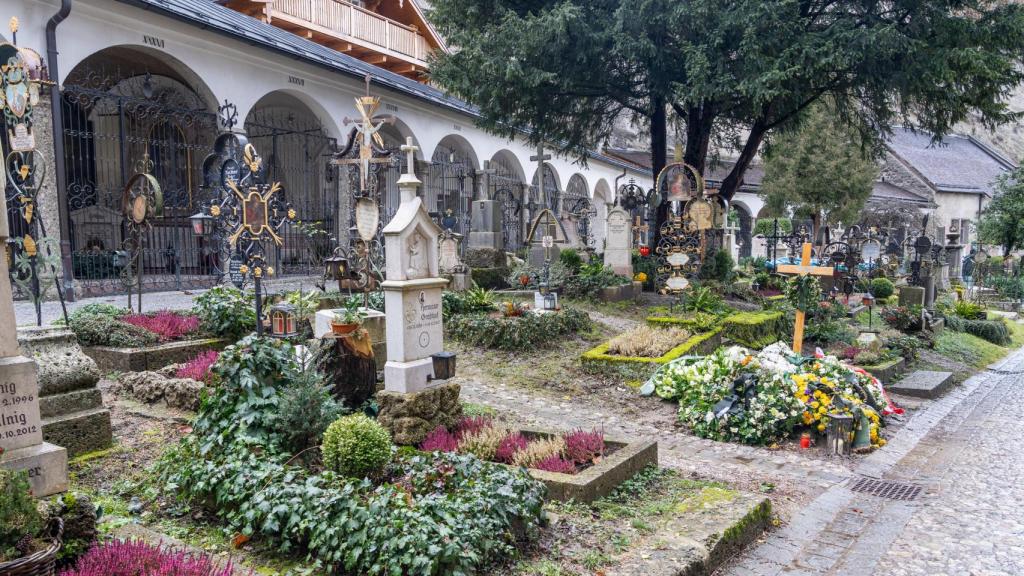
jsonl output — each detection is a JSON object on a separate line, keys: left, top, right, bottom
{"left": 228, "top": 254, "right": 246, "bottom": 289}
{"left": 355, "top": 197, "right": 380, "bottom": 242}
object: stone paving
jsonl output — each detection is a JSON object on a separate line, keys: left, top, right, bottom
{"left": 721, "top": 345, "right": 1024, "bottom": 576}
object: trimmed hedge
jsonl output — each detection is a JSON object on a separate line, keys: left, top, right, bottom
{"left": 447, "top": 308, "right": 591, "bottom": 350}
{"left": 471, "top": 267, "right": 510, "bottom": 290}
{"left": 944, "top": 315, "right": 1011, "bottom": 345}
{"left": 645, "top": 311, "right": 721, "bottom": 332}
{"left": 581, "top": 328, "right": 723, "bottom": 367}
{"left": 721, "top": 311, "right": 787, "bottom": 349}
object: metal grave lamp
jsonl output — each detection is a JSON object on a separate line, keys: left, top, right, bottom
{"left": 190, "top": 211, "right": 214, "bottom": 236}
{"left": 269, "top": 301, "right": 298, "bottom": 338}
{"left": 543, "top": 290, "right": 558, "bottom": 311}
{"left": 430, "top": 351, "right": 457, "bottom": 381}
{"left": 323, "top": 253, "right": 351, "bottom": 290}
{"left": 862, "top": 291, "right": 876, "bottom": 330}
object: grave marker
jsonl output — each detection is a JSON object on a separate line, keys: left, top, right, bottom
{"left": 0, "top": 167, "right": 67, "bottom": 496}
{"left": 603, "top": 206, "right": 633, "bottom": 276}
{"left": 776, "top": 242, "right": 834, "bottom": 354}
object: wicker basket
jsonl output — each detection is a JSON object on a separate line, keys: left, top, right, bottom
{"left": 0, "top": 518, "right": 63, "bottom": 576}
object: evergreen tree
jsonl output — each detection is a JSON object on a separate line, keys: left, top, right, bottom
{"left": 426, "top": 0, "right": 1024, "bottom": 242}
{"left": 762, "top": 103, "right": 879, "bottom": 241}
{"left": 979, "top": 165, "right": 1024, "bottom": 257}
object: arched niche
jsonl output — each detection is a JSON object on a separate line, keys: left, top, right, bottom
{"left": 488, "top": 150, "right": 528, "bottom": 250}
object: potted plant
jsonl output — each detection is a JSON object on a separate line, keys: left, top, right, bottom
{"left": 0, "top": 468, "right": 63, "bottom": 575}
{"left": 331, "top": 300, "right": 367, "bottom": 335}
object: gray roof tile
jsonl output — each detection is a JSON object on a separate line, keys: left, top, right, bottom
{"left": 885, "top": 127, "right": 1015, "bottom": 196}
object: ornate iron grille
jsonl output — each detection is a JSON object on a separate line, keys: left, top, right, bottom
{"left": 563, "top": 174, "right": 595, "bottom": 249}
{"left": 489, "top": 156, "right": 525, "bottom": 251}
{"left": 425, "top": 145, "right": 474, "bottom": 239}
{"left": 60, "top": 71, "right": 220, "bottom": 296}
{"left": 244, "top": 108, "right": 339, "bottom": 278}
{"left": 530, "top": 163, "right": 560, "bottom": 217}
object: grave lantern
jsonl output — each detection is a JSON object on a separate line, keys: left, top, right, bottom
{"left": 190, "top": 212, "right": 214, "bottom": 236}
{"left": 543, "top": 291, "right": 558, "bottom": 311}
{"left": 431, "top": 351, "right": 457, "bottom": 381}
{"left": 269, "top": 302, "right": 298, "bottom": 338}
{"left": 323, "top": 253, "right": 351, "bottom": 290}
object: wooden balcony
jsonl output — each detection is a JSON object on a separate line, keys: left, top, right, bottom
{"left": 228, "top": 0, "right": 438, "bottom": 79}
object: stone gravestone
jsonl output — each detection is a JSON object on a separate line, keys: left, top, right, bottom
{"left": 439, "top": 232, "right": 471, "bottom": 291}
{"left": 0, "top": 181, "right": 68, "bottom": 497}
{"left": 375, "top": 139, "right": 461, "bottom": 444}
{"left": 603, "top": 206, "right": 633, "bottom": 277}
{"left": 18, "top": 326, "right": 111, "bottom": 457}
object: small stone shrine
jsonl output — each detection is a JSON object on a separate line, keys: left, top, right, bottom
{"left": 375, "top": 138, "right": 461, "bottom": 444}
{"left": 603, "top": 205, "right": 633, "bottom": 276}
{"left": 0, "top": 172, "right": 68, "bottom": 497}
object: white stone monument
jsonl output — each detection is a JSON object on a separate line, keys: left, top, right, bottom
{"left": 381, "top": 139, "right": 449, "bottom": 393}
{"left": 0, "top": 169, "right": 68, "bottom": 497}
{"left": 603, "top": 206, "right": 633, "bottom": 276}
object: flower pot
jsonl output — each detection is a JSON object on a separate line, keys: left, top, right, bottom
{"left": 331, "top": 322, "right": 359, "bottom": 335}
{"left": 0, "top": 518, "right": 63, "bottom": 576}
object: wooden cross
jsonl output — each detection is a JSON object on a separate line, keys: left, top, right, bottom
{"left": 776, "top": 242, "right": 835, "bottom": 354}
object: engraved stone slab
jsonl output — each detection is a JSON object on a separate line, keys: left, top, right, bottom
{"left": 1, "top": 442, "right": 68, "bottom": 497}
{"left": 603, "top": 206, "right": 633, "bottom": 276}
{"left": 889, "top": 370, "right": 954, "bottom": 399}
{"left": 0, "top": 356, "right": 44, "bottom": 452}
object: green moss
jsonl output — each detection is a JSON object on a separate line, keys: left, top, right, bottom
{"left": 721, "top": 310, "right": 787, "bottom": 349}
{"left": 674, "top": 486, "right": 739, "bottom": 514}
{"left": 935, "top": 331, "right": 1008, "bottom": 369}
{"left": 69, "top": 446, "right": 120, "bottom": 466}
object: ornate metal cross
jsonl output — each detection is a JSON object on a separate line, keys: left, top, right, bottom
{"left": 333, "top": 76, "right": 393, "bottom": 194}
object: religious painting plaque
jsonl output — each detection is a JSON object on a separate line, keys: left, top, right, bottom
{"left": 656, "top": 162, "right": 704, "bottom": 204}
{"left": 242, "top": 189, "right": 270, "bottom": 236}
{"left": 687, "top": 201, "right": 713, "bottom": 231}
{"left": 355, "top": 197, "right": 380, "bottom": 242}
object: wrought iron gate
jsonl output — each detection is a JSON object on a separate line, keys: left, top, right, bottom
{"left": 425, "top": 145, "right": 475, "bottom": 238}
{"left": 489, "top": 156, "right": 526, "bottom": 252}
{"left": 563, "top": 175, "right": 595, "bottom": 248}
{"left": 61, "top": 72, "right": 220, "bottom": 296}
{"left": 245, "top": 109, "right": 339, "bottom": 278}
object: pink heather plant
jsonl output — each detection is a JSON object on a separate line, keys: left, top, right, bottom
{"left": 564, "top": 428, "right": 605, "bottom": 464}
{"left": 532, "top": 455, "right": 577, "bottom": 475}
{"left": 419, "top": 426, "right": 459, "bottom": 452}
{"left": 175, "top": 350, "right": 220, "bottom": 384}
{"left": 59, "top": 539, "right": 239, "bottom": 576}
{"left": 454, "top": 415, "right": 493, "bottom": 440}
{"left": 494, "top": 432, "right": 529, "bottom": 464}
{"left": 121, "top": 311, "right": 200, "bottom": 342}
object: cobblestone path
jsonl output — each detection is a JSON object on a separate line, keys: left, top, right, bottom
{"left": 722, "top": 345, "right": 1024, "bottom": 576}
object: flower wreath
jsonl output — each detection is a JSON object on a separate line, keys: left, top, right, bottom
{"left": 784, "top": 275, "right": 822, "bottom": 312}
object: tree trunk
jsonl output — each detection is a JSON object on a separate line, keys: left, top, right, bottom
{"left": 684, "top": 104, "right": 714, "bottom": 174}
{"left": 719, "top": 121, "right": 768, "bottom": 201}
{"left": 650, "top": 96, "right": 668, "bottom": 247}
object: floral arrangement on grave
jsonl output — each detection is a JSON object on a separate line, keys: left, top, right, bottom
{"left": 419, "top": 417, "right": 605, "bottom": 475}
{"left": 0, "top": 469, "right": 60, "bottom": 568}
{"left": 331, "top": 299, "right": 367, "bottom": 335}
{"left": 651, "top": 342, "right": 899, "bottom": 447}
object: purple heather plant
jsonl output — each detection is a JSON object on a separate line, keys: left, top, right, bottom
{"left": 531, "top": 455, "right": 577, "bottom": 475}
{"left": 59, "top": 540, "right": 239, "bottom": 576}
{"left": 175, "top": 350, "right": 219, "bottom": 384}
{"left": 121, "top": 311, "right": 200, "bottom": 342}
{"left": 454, "top": 415, "right": 493, "bottom": 440}
{"left": 419, "top": 426, "right": 459, "bottom": 452}
{"left": 494, "top": 432, "right": 529, "bottom": 464}
{"left": 564, "top": 428, "right": 605, "bottom": 465}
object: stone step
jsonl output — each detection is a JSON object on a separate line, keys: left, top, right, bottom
{"left": 39, "top": 388, "right": 103, "bottom": 419}
{"left": 888, "top": 370, "right": 954, "bottom": 399}
{"left": 42, "top": 407, "right": 112, "bottom": 458}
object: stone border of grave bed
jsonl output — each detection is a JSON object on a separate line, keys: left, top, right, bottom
{"left": 516, "top": 427, "right": 658, "bottom": 503}
{"left": 83, "top": 337, "right": 229, "bottom": 372}
{"left": 580, "top": 327, "right": 723, "bottom": 368}
{"left": 859, "top": 356, "right": 906, "bottom": 384}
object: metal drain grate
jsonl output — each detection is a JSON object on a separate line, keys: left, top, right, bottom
{"left": 849, "top": 477, "right": 922, "bottom": 501}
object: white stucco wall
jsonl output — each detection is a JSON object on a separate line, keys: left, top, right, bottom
{"left": 14, "top": 0, "right": 649, "bottom": 209}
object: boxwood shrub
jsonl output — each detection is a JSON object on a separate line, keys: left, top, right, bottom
{"left": 721, "top": 311, "right": 787, "bottom": 349}
{"left": 945, "top": 315, "right": 1011, "bottom": 345}
{"left": 155, "top": 336, "right": 546, "bottom": 575}
{"left": 446, "top": 308, "right": 591, "bottom": 350}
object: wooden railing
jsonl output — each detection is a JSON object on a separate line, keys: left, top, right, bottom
{"left": 273, "top": 0, "right": 430, "bottom": 62}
